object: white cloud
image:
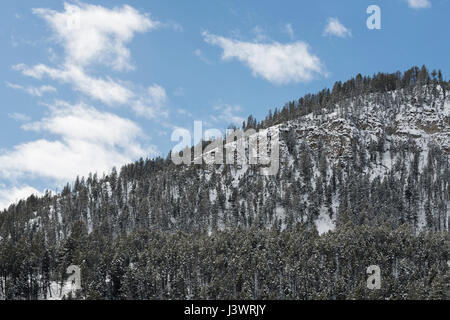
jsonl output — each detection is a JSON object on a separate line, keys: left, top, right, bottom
{"left": 212, "top": 104, "right": 245, "bottom": 127}
{"left": 202, "top": 31, "right": 324, "bottom": 84}
{"left": 0, "top": 102, "right": 157, "bottom": 183}
{"left": 2, "top": 3, "right": 167, "bottom": 209}
{"left": 33, "top": 2, "right": 158, "bottom": 71}
{"left": 284, "top": 23, "right": 294, "bottom": 39}
{"left": 13, "top": 63, "right": 132, "bottom": 105}
{"left": 148, "top": 84, "right": 167, "bottom": 107}
{"left": 0, "top": 185, "right": 42, "bottom": 211}
{"left": 405, "top": 0, "right": 431, "bottom": 9}
{"left": 194, "top": 49, "right": 212, "bottom": 65}
{"left": 323, "top": 18, "right": 352, "bottom": 38}
{"left": 8, "top": 113, "right": 31, "bottom": 122}
{"left": 12, "top": 3, "right": 167, "bottom": 113}
{"left": 14, "top": 63, "right": 170, "bottom": 116}
{"left": 10, "top": 35, "right": 38, "bottom": 48}
{"left": 6, "top": 81, "right": 56, "bottom": 97}
{"left": 252, "top": 26, "right": 268, "bottom": 42}
{"left": 177, "top": 109, "right": 192, "bottom": 117}
{"left": 132, "top": 84, "right": 169, "bottom": 119}
{"left": 161, "top": 21, "right": 183, "bottom": 32}
{"left": 173, "top": 87, "right": 185, "bottom": 97}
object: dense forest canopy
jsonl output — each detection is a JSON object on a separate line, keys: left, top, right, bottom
{"left": 243, "top": 65, "right": 448, "bottom": 130}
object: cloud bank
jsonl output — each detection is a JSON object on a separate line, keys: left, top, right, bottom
{"left": 0, "top": 102, "right": 157, "bottom": 183}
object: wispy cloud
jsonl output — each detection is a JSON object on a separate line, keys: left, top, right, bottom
{"left": 10, "top": 35, "right": 38, "bottom": 48}
{"left": 6, "top": 81, "right": 56, "bottom": 97}
{"left": 405, "top": 0, "right": 431, "bottom": 9}
{"left": 284, "top": 23, "right": 294, "bottom": 39}
{"left": 161, "top": 20, "right": 183, "bottom": 32}
{"left": 132, "top": 84, "right": 169, "bottom": 119}
{"left": 252, "top": 26, "right": 268, "bottom": 42}
{"left": 177, "top": 108, "right": 192, "bottom": 117}
{"left": 173, "top": 87, "right": 185, "bottom": 97}
{"left": 194, "top": 49, "right": 212, "bottom": 65}
{"left": 202, "top": 31, "right": 325, "bottom": 85}
{"left": 13, "top": 63, "right": 132, "bottom": 105}
{"left": 323, "top": 18, "right": 352, "bottom": 38}
{"left": 8, "top": 113, "right": 31, "bottom": 122}
{"left": 211, "top": 104, "right": 245, "bottom": 127}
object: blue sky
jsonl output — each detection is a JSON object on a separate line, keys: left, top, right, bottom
{"left": 0, "top": 0, "right": 449, "bottom": 208}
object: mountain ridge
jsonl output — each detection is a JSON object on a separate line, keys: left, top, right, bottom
{"left": 1, "top": 67, "right": 449, "bottom": 300}
{"left": 1, "top": 76, "right": 449, "bottom": 237}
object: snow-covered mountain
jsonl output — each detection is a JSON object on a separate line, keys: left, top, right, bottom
{"left": 276, "top": 85, "right": 449, "bottom": 232}
{"left": 2, "top": 85, "right": 450, "bottom": 239}
{"left": 1, "top": 70, "right": 449, "bottom": 300}
{"left": 189, "top": 85, "right": 450, "bottom": 234}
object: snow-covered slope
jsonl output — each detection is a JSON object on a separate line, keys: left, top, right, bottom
{"left": 211, "top": 86, "right": 450, "bottom": 233}
{"left": 2, "top": 86, "right": 449, "bottom": 245}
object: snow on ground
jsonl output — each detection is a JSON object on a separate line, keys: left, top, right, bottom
{"left": 315, "top": 213, "right": 334, "bottom": 235}
{"left": 46, "top": 280, "right": 79, "bottom": 300}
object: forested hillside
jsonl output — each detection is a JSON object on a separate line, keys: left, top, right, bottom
{"left": 0, "top": 66, "right": 449, "bottom": 300}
